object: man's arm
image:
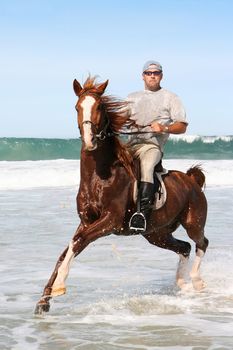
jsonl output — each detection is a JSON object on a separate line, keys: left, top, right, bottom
{"left": 150, "top": 121, "right": 187, "bottom": 134}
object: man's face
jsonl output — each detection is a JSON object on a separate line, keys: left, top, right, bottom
{"left": 142, "top": 65, "right": 163, "bottom": 91}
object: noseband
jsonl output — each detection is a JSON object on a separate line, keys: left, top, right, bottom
{"left": 81, "top": 118, "right": 110, "bottom": 141}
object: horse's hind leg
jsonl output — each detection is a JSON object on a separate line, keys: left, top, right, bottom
{"left": 179, "top": 190, "right": 209, "bottom": 291}
{"left": 181, "top": 218, "right": 209, "bottom": 290}
{"left": 176, "top": 253, "right": 190, "bottom": 290}
{"left": 144, "top": 231, "right": 191, "bottom": 289}
{"left": 189, "top": 231, "right": 208, "bottom": 291}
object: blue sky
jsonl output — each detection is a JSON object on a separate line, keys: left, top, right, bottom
{"left": 0, "top": 0, "right": 232, "bottom": 137}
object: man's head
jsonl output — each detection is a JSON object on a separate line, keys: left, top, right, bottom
{"left": 142, "top": 60, "right": 163, "bottom": 91}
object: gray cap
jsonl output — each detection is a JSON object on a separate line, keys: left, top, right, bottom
{"left": 142, "top": 60, "right": 162, "bottom": 73}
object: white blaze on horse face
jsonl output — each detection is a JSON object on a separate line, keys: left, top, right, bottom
{"left": 81, "top": 96, "right": 96, "bottom": 149}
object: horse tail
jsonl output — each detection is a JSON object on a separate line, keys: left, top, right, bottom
{"left": 186, "top": 165, "right": 205, "bottom": 188}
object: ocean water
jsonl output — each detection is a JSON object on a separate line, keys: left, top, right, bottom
{"left": 0, "top": 138, "right": 233, "bottom": 349}
{"left": 0, "top": 135, "right": 233, "bottom": 161}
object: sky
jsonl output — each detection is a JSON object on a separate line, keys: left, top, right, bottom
{"left": 0, "top": 0, "right": 232, "bottom": 137}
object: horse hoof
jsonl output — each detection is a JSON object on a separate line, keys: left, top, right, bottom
{"left": 176, "top": 277, "right": 186, "bottom": 289}
{"left": 51, "top": 287, "right": 66, "bottom": 297}
{"left": 177, "top": 279, "right": 193, "bottom": 291}
{"left": 34, "top": 301, "right": 50, "bottom": 315}
{"left": 192, "top": 278, "right": 206, "bottom": 291}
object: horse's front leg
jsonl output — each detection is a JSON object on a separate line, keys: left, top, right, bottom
{"left": 35, "top": 212, "right": 114, "bottom": 314}
{"left": 34, "top": 223, "right": 104, "bottom": 315}
{"left": 34, "top": 226, "right": 83, "bottom": 315}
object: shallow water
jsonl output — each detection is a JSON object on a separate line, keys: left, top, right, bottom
{"left": 0, "top": 185, "right": 233, "bottom": 350}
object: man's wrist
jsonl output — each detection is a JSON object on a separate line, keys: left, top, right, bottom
{"left": 163, "top": 125, "right": 169, "bottom": 133}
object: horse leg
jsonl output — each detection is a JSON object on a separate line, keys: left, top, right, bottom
{"left": 179, "top": 196, "right": 208, "bottom": 290}
{"left": 176, "top": 253, "right": 190, "bottom": 289}
{"left": 190, "top": 247, "right": 206, "bottom": 290}
{"left": 181, "top": 213, "right": 209, "bottom": 291}
{"left": 144, "top": 231, "right": 191, "bottom": 289}
{"left": 188, "top": 231, "right": 209, "bottom": 291}
{"left": 35, "top": 213, "right": 113, "bottom": 314}
{"left": 178, "top": 188, "right": 209, "bottom": 291}
{"left": 34, "top": 237, "right": 80, "bottom": 315}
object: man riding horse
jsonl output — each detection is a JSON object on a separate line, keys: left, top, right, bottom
{"left": 127, "top": 60, "right": 187, "bottom": 231}
{"left": 34, "top": 71, "right": 208, "bottom": 315}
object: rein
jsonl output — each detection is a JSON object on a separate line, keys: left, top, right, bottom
{"left": 80, "top": 120, "right": 159, "bottom": 141}
{"left": 80, "top": 120, "right": 157, "bottom": 140}
{"left": 105, "top": 124, "right": 160, "bottom": 137}
{"left": 79, "top": 91, "right": 158, "bottom": 141}
{"left": 113, "top": 129, "right": 159, "bottom": 136}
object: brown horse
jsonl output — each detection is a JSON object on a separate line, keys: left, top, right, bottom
{"left": 35, "top": 77, "right": 208, "bottom": 314}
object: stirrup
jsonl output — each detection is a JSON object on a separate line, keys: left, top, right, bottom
{"left": 129, "top": 212, "right": 147, "bottom": 232}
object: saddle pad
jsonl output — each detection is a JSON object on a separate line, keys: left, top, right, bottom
{"left": 153, "top": 170, "right": 168, "bottom": 210}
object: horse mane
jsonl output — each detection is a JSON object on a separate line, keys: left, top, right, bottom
{"left": 82, "top": 76, "right": 133, "bottom": 130}
{"left": 81, "top": 76, "right": 100, "bottom": 94}
{"left": 82, "top": 76, "right": 136, "bottom": 179}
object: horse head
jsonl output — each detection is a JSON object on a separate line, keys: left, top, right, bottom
{"left": 73, "top": 78, "right": 109, "bottom": 151}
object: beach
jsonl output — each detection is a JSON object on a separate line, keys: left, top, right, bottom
{"left": 0, "top": 151, "right": 233, "bottom": 349}
{"left": 1, "top": 0, "right": 233, "bottom": 347}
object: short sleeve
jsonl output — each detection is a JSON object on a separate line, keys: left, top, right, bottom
{"left": 170, "top": 95, "right": 188, "bottom": 124}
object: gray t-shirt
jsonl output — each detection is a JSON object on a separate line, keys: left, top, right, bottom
{"left": 126, "top": 88, "right": 187, "bottom": 150}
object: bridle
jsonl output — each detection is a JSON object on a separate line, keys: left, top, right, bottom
{"left": 78, "top": 92, "right": 111, "bottom": 142}
{"left": 81, "top": 118, "right": 110, "bottom": 141}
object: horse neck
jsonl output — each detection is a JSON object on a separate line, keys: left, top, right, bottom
{"left": 80, "top": 138, "right": 117, "bottom": 180}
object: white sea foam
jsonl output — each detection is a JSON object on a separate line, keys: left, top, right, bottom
{"left": 170, "top": 134, "right": 233, "bottom": 143}
{"left": 0, "top": 159, "right": 233, "bottom": 190}
{"left": 0, "top": 160, "right": 80, "bottom": 190}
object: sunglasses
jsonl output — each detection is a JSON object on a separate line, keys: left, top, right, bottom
{"left": 143, "top": 71, "right": 162, "bottom": 76}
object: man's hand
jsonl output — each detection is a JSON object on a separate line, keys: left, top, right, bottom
{"left": 150, "top": 121, "right": 187, "bottom": 134}
{"left": 150, "top": 122, "right": 164, "bottom": 133}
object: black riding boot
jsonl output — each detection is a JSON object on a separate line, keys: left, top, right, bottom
{"left": 129, "top": 181, "right": 156, "bottom": 232}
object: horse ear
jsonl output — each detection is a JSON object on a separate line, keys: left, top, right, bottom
{"left": 97, "top": 80, "right": 109, "bottom": 95}
{"left": 73, "top": 79, "right": 83, "bottom": 96}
